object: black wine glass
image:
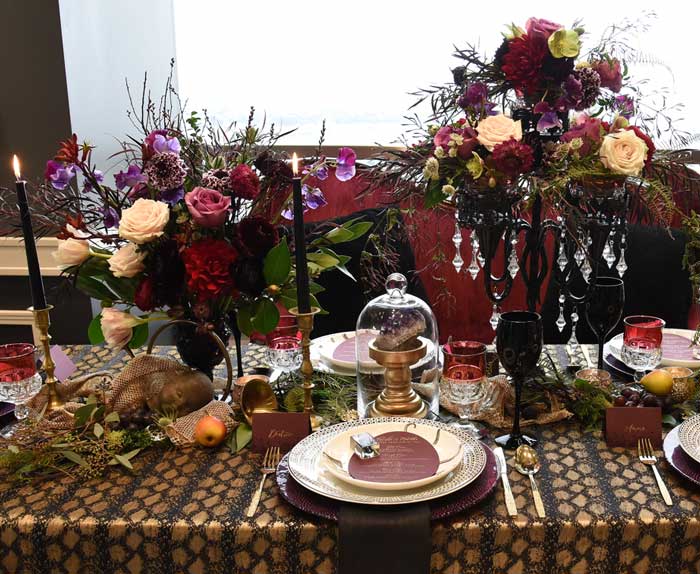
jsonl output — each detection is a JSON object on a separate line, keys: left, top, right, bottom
{"left": 494, "top": 311, "right": 543, "bottom": 450}
{"left": 584, "top": 276, "right": 625, "bottom": 369}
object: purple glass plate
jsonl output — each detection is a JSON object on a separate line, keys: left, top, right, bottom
{"left": 276, "top": 442, "right": 498, "bottom": 522}
{"left": 663, "top": 425, "right": 700, "bottom": 486}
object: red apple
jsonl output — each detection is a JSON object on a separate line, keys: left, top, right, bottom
{"left": 194, "top": 415, "right": 228, "bottom": 447}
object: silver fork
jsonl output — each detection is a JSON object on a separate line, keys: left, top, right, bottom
{"left": 637, "top": 438, "right": 673, "bottom": 506}
{"left": 246, "top": 446, "right": 281, "bottom": 517}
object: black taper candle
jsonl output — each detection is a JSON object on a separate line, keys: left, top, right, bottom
{"left": 13, "top": 155, "right": 47, "bottom": 310}
{"left": 291, "top": 153, "right": 311, "bottom": 313}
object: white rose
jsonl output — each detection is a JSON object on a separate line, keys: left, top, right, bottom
{"left": 52, "top": 238, "right": 90, "bottom": 269}
{"left": 599, "top": 130, "right": 647, "bottom": 176}
{"left": 118, "top": 198, "right": 170, "bottom": 244}
{"left": 108, "top": 243, "right": 145, "bottom": 278}
{"left": 476, "top": 114, "right": 523, "bottom": 151}
{"left": 100, "top": 308, "right": 141, "bottom": 349}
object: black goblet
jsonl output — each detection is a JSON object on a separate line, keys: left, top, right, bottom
{"left": 494, "top": 311, "right": 543, "bottom": 450}
{"left": 584, "top": 276, "right": 625, "bottom": 369}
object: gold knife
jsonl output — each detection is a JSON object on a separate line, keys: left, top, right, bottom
{"left": 494, "top": 447, "right": 518, "bottom": 516}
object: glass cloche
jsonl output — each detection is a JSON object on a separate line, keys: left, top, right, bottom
{"left": 356, "top": 273, "right": 439, "bottom": 419}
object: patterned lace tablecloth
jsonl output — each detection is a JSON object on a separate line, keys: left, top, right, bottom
{"left": 1, "top": 345, "right": 700, "bottom": 574}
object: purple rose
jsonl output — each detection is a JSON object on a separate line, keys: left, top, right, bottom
{"left": 184, "top": 186, "right": 231, "bottom": 228}
{"left": 115, "top": 164, "right": 147, "bottom": 190}
{"left": 593, "top": 59, "right": 623, "bottom": 93}
{"left": 525, "top": 17, "right": 562, "bottom": 40}
{"left": 44, "top": 160, "right": 75, "bottom": 190}
{"left": 335, "top": 147, "right": 356, "bottom": 181}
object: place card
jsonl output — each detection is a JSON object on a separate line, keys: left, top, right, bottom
{"left": 251, "top": 412, "right": 310, "bottom": 453}
{"left": 50, "top": 345, "right": 77, "bottom": 382}
{"left": 605, "top": 407, "right": 662, "bottom": 448}
{"left": 348, "top": 431, "right": 439, "bottom": 483}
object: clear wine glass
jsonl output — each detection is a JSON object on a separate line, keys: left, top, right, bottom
{"left": 442, "top": 341, "right": 486, "bottom": 436}
{"left": 0, "top": 343, "right": 42, "bottom": 436}
{"left": 621, "top": 315, "right": 665, "bottom": 381}
{"left": 265, "top": 319, "right": 302, "bottom": 373}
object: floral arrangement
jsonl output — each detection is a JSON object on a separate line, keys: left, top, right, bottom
{"left": 372, "top": 15, "right": 698, "bottom": 219}
{"left": 2, "top": 74, "right": 367, "bottom": 349}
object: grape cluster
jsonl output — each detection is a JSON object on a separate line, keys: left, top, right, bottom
{"left": 118, "top": 406, "right": 153, "bottom": 430}
{"left": 613, "top": 386, "right": 668, "bottom": 408}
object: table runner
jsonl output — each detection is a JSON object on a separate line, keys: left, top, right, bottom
{"left": 0, "top": 345, "right": 699, "bottom": 574}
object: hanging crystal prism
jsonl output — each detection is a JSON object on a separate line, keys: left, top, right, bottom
{"left": 616, "top": 232, "right": 628, "bottom": 276}
{"left": 567, "top": 309, "right": 580, "bottom": 348}
{"left": 451, "top": 220, "right": 464, "bottom": 273}
{"left": 507, "top": 233, "right": 519, "bottom": 278}
{"left": 557, "top": 243, "right": 568, "bottom": 273}
{"left": 603, "top": 233, "right": 616, "bottom": 269}
{"left": 556, "top": 293, "right": 566, "bottom": 332}
{"left": 489, "top": 304, "right": 499, "bottom": 331}
{"left": 581, "top": 257, "right": 592, "bottom": 282}
{"left": 467, "top": 230, "right": 480, "bottom": 279}
{"left": 477, "top": 251, "right": 485, "bottom": 268}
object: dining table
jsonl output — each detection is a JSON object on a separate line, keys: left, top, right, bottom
{"left": 0, "top": 343, "right": 699, "bottom": 574}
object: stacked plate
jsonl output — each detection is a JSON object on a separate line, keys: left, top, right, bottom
{"left": 276, "top": 417, "right": 499, "bottom": 520}
{"left": 663, "top": 414, "right": 700, "bottom": 486}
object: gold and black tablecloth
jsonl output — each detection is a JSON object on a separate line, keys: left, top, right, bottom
{"left": 1, "top": 345, "right": 700, "bottom": 574}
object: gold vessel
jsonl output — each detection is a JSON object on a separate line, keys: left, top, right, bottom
{"left": 240, "top": 377, "right": 278, "bottom": 424}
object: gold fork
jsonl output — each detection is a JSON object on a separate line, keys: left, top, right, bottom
{"left": 246, "top": 446, "right": 281, "bottom": 517}
{"left": 637, "top": 438, "right": 672, "bottom": 506}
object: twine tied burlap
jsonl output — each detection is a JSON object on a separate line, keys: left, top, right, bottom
{"left": 165, "top": 401, "right": 238, "bottom": 447}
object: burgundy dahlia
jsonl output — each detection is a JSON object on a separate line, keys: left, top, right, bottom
{"left": 143, "top": 152, "right": 187, "bottom": 191}
{"left": 490, "top": 140, "right": 535, "bottom": 178}
{"left": 501, "top": 34, "right": 549, "bottom": 97}
{"left": 229, "top": 164, "right": 260, "bottom": 200}
{"left": 237, "top": 216, "right": 279, "bottom": 257}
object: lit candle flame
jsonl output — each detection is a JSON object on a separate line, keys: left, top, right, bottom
{"left": 292, "top": 152, "right": 299, "bottom": 176}
{"left": 12, "top": 155, "right": 21, "bottom": 180}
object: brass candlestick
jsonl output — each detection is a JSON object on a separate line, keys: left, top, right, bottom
{"left": 289, "top": 307, "right": 322, "bottom": 430}
{"left": 29, "top": 305, "right": 64, "bottom": 410}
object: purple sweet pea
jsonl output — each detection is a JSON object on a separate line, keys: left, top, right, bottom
{"left": 114, "top": 164, "right": 147, "bottom": 190}
{"left": 127, "top": 182, "right": 150, "bottom": 200}
{"left": 303, "top": 184, "right": 327, "bottom": 210}
{"left": 457, "top": 83, "right": 488, "bottom": 108}
{"left": 158, "top": 186, "right": 185, "bottom": 205}
{"left": 533, "top": 102, "right": 563, "bottom": 132}
{"left": 335, "top": 147, "right": 356, "bottom": 181}
{"left": 152, "top": 134, "right": 181, "bottom": 155}
{"left": 102, "top": 206, "right": 120, "bottom": 229}
{"left": 44, "top": 160, "right": 76, "bottom": 190}
{"left": 83, "top": 169, "right": 104, "bottom": 192}
{"left": 613, "top": 95, "right": 635, "bottom": 118}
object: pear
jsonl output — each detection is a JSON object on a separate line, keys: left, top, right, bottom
{"left": 640, "top": 369, "right": 674, "bottom": 396}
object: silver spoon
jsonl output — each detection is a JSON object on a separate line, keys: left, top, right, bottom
{"left": 514, "top": 445, "right": 546, "bottom": 518}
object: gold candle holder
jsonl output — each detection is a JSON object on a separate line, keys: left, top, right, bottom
{"left": 29, "top": 305, "right": 64, "bottom": 410}
{"left": 289, "top": 307, "right": 322, "bottom": 430}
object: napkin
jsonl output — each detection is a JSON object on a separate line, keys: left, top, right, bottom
{"left": 338, "top": 502, "right": 431, "bottom": 574}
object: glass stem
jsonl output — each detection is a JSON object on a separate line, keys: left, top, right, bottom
{"left": 14, "top": 403, "right": 28, "bottom": 420}
{"left": 597, "top": 338, "right": 604, "bottom": 370}
{"left": 511, "top": 376, "right": 522, "bottom": 438}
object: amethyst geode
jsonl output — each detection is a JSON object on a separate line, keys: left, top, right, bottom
{"left": 374, "top": 309, "right": 426, "bottom": 351}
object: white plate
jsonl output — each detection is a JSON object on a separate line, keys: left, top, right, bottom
{"left": 606, "top": 328, "right": 700, "bottom": 369}
{"left": 287, "top": 417, "right": 486, "bottom": 505}
{"left": 321, "top": 421, "right": 463, "bottom": 491}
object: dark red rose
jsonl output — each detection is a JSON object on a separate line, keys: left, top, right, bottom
{"left": 501, "top": 34, "right": 549, "bottom": 97}
{"left": 134, "top": 277, "right": 155, "bottom": 311}
{"left": 229, "top": 164, "right": 260, "bottom": 200}
{"left": 182, "top": 239, "right": 238, "bottom": 301}
{"left": 626, "top": 125, "right": 656, "bottom": 165}
{"left": 489, "top": 139, "right": 535, "bottom": 178}
{"left": 237, "top": 216, "right": 279, "bottom": 257}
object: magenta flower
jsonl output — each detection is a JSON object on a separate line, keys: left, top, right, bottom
{"left": 115, "top": 165, "right": 147, "bottom": 190}
{"left": 613, "top": 95, "right": 635, "bottom": 118}
{"left": 335, "top": 147, "right": 356, "bottom": 181}
{"left": 525, "top": 17, "right": 562, "bottom": 40}
{"left": 44, "top": 160, "right": 76, "bottom": 190}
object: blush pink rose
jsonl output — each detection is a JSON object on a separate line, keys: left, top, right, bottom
{"left": 185, "top": 186, "right": 231, "bottom": 228}
{"left": 100, "top": 308, "right": 140, "bottom": 349}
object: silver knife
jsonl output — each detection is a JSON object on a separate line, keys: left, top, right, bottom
{"left": 581, "top": 345, "right": 593, "bottom": 368}
{"left": 494, "top": 447, "right": 518, "bottom": 516}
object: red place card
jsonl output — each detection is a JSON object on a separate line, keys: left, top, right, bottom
{"left": 251, "top": 412, "right": 310, "bottom": 453}
{"left": 348, "top": 431, "right": 439, "bottom": 483}
{"left": 605, "top": 407, "right": 662, "bottom": 448}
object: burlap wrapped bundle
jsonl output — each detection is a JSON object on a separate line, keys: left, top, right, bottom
{"left": 165, "top": 401, "right": 237, "bottom": 447}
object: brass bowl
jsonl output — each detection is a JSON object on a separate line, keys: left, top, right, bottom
{"left": 661, "top": 366, "right": 696, "bottom": 403}
{"left": 240, "top": 377, "right": 278, "bottom": 424}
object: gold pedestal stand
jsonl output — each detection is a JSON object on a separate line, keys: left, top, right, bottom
{"left": 29, "top": 305, "right": 64, "bottom": 410}
{"left": 289, "top": 307, "right": 323, "bottom": 430}
{"left": 367, "top": 339, "right": 428, "bottom": 418}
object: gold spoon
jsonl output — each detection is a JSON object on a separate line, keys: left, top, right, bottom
{"left": 514, "top": 445, "right": 546, "bottom": 518}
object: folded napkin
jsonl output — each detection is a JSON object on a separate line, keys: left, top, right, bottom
{"left": 338, "top": 502, "right": 431, "bottom": 574}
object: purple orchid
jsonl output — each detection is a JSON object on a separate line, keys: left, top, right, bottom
{"left": 102, "top": 206, "right": 120, "bottom": 229}
{"left": 44, "top": 160, "right": 76, "bottom": 190}
{"left": 533, "top": 102, "right": 563, "bottom": 132}
{"left": 152, "top": 133, "right": 181, "bottom": 155}
{"left": 158, "top": 186, "right": 185, "bottom": 205}
{"left": 114, "top": 164, "right": 147, "bottom": 190}
{"left": 335, "top": 147, "right": 356, "bottom": 181}
{"left": 613, "top": 95, "right": 635, "bottom": 119}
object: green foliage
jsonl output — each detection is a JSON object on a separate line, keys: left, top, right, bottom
{"left": 263, "top": 237, "right": 291, "bottom": 286}
{"left": 88, "top": 314, "right": 105, "bottom": 345}
{"left": 250, "top": 298, "right": 280, "bottom": 335}
{"left": 227, "top": 423, "right": 252, "bottom": 453}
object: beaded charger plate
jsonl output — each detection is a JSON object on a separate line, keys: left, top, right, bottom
{"left": 287, "top": 417, "right": 486, "bottom": 505}
{"left": 663, "top": 425, "right": 700, "bottom": 486}
{"left": 678, "top": 414, "right": 700, "bottom": 465}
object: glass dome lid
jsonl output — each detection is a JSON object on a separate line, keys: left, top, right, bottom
{"left": 355, "top": 273, "right": 439, "bottom": 419}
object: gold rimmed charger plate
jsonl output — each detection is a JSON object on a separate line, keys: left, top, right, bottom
{"left": 678, "top": 414, "right": 700, "bottom": 464}
{"left": 287, "top": 417, "right": 486, "bottom": 505}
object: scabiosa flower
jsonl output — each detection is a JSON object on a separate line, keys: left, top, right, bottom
{"left": 44, "top": 160, "right": 76, "bottom": 190}
{"left": 575, "top": 67, "right": 601, "bottom": 110}
{"left": 201, "top": 168, "right": 232, "bottom": 193}
{"left": 335, "top": 147, "right": 357, "bottom": 181}
{"left": 489, "top": 139, "right": 535, "bottom": 179}
{"left": 115, "top": 164, "right": 147, "bottom": 191}
{"left": 143, "top": 152, "right": 187, "bottom": 191}
{"left": 229, "top": 164, "right": 260, "bottom": 200}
